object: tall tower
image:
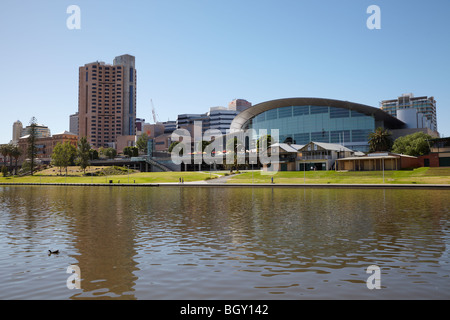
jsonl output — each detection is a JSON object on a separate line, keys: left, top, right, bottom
{"left": 12, "top": 120, "right": 23, "bottom": 144}
{"left": 380, "top": 93, "right": 437, "bottom": 132}
{"left": 78, "top": 54, "right": 137, "bottom": 149}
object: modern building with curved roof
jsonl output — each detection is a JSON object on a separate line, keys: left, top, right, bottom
{"left": 230, "top": 97, "right": 406, "bottom": 152}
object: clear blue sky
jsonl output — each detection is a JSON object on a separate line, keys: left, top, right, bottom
{"left": 1, "top": 0, "right": 449, "bottom": 143}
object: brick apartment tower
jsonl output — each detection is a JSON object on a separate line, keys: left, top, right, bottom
{"left": 78, "top": 54, "right": 136, "bottom": 149}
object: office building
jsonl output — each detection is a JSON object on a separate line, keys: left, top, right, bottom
{"left": 228, "top": 99, "right": 252, "bottom": 112}
{"left": 208, "top": 107, "right": 239, "bottom": 135}
{"left": 21, "top": 123, "right": 51, "bottom": 139}
{"left": 69, "top": 112, "right": 79, "bottom": 136}
{"left": 78, "top": 54, "right": 137, "bottom": 149}
{"left": 12, "top": 120, "right": 23, "bottom": 144}
{"left": 380, "top": 93, "right": 437, "bottom": 132}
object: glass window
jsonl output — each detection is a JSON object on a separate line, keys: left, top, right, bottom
{"left": 293, "top": 133, "right": 310, "bottom": 145}
{"left": 254, "top": 113, "right": 265, "bottom": 123}
{"left": 351, "top": 110, "right": 366, "bottom": 117}
{"left": 352, "top": 129, "right": 371, "bottom": 142}
{"left": 278, "top": 106, "right": 292, "bottom": 118}
{"left": 310, "top": 106, "right": 329, "bottom": 114}
{"left": 330, "top": 108, "right": 350, "bottom": 118}
{"left": 129, "top": 117, "right": 134, "bottom": 135}
{"left": 311, "top": 131, "right": 329, "bottom": 142}
{"left": 265, "top": 109, "right": 278, "bottom": 120}
{"left": 129, "top": 68, "right": 134, "bottom": 82}
{"left": 129, "top": 86, "right": 133, "bottom": 114}
{"left": 293, "top": 106, "right": 309, "bottom": 116}
{"left": 330, "top": 130, "right": 350, "bottom": 143}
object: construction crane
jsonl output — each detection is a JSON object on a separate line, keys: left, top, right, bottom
{"left": 151, "top": 99, "right": 160, "bottom": 124}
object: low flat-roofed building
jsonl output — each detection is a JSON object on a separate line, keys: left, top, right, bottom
{"left": 419, "top": 137, "right": 450, "bottom": 167}
{"left": 337, "top": 152, "right": 419, "bottom": 171}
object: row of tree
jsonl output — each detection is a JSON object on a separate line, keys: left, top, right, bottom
{"left": 368, "top": 128, "right": 432, "bottom": 156}
{"left": 0, "top": 143, "right": 22, "bottom": 173}
{"left": 51, "top": 137, "right": 90, "bottom": 175}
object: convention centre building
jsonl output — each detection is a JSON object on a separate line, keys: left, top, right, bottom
{"left": 230, "top": 97, "right": 407, "bottom": 152}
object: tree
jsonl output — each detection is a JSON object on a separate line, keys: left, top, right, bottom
{"left": 7, "top": 144, "right": 14, "bottom": 171}
{"left": 27, "top": 117, "right": 38, "bottom": 175}
{"left": 123, "top": 146, "right": 138, "bottom": 158}
{"left": 98, "top": 147, "right": 105, "bottom": 158}
{"left": 136, "top": 133, "right": 149, "bottom": 154}
{"left": 0, "top": 144, "right": 9, "bottom": 167}
{"left": 392, "top": 132, "right": 432, "bottom": 156}
{"left": 198, "top": 140, "right": 211, "bottom": 152}
{"left": 10, "top": 145, "right": 22, "bottom": 175}
{"left": 123, "top": 146, "right": 132, "bottom": 158}
{"left": 1, "top": 165, "right": 7, "bottom": 177}
{"left": 51, "top": 142, "right": 76, "bottom": 175}
{"left": 76, "top": 137, "right": 91, "bottom": 174}
{"left": 105, "top": 147, "right": 117, "bottom": 159}
{"left": 368, "top": 127, "right": 393, "bottom": 152}
{"left": 89, "top": 149, "right": 99, "bottom": 160}
{"left": 225, "top": 136, "right": 245, "bottom": 172}
{"left": 169, "top": 141, "right": 181, "bottom": 154}
{"left": 257, "top": 134, "right": 273, "bottom": 152}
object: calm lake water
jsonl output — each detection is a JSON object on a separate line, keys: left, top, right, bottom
{"left": 0, "top": 185, "right": 449, "bottom": 300}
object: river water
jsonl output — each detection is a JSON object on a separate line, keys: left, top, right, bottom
{"left": 0, "top": 185, "right": 449, "bottom": 299}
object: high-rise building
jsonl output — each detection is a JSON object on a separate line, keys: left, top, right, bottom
{"left": 380, "top": 93, "right": 437, "bottom": 132}
{"left": 12, "top": 120, "right": 23, "bottom": 144}
{"left": 78, "top": 54, "right": 137, "bottom": 149}
{"left": 228, "top": 99, "right": 252, "bottom": 112}
{"left": 69, "top": 112, "right": 79, "bottom": 136}
{"left": 208, "top": 107, "right": 239, "bottom": 135}
{"left": 21, "top": 123, "right": 51, "bottom": 139}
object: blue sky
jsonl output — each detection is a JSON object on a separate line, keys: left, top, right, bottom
{"left": 1, "top": 0, "right": 449, "bottom": 142}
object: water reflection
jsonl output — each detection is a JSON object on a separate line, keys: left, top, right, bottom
{"left": 0, "top": 186, "right": 449, "bottom": 299}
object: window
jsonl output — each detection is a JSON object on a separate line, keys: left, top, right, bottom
{"left": 311, "top": 131, "right": 329, "bottom": 143}
{"left": 293, "top": 106, "right": 310, "bottom": 116}
{"left": 330, "top": 130, "right": 350, "bottom": 143}
{"left": 278, "top": 106, "right": 292, "bottom": 118}
{"left": 129, "top": 86, "right": 133, "bottom": 114}
{"left": 130, "top": 68, "right": 134, "bottom": 82}
{"left": 265, "top": 109, "right": 278, "bottom": 120}
{"left": 352, "top": 129, "right": 371, "bottom": 142}
{"left": 293, "top": 133, "right": 310, "bottom": 145}
{"left": 330, "top": 108, "right": 350, "bottom": 118}
{"left": 310, "top": 106, "right": 329, "bottom": 114}
{"left": 351, "top": 110, "right": 366, "bottom": 117}
{"left": 129, "top": 117, "right": 134, "bottom": 135}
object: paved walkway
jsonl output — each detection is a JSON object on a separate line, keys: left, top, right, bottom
{"left": 204, "top": 173, "right": 239, "bottom": 184}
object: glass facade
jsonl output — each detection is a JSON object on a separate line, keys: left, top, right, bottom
{"left": 242, "top": 105, "right": 376, "bottom": 152}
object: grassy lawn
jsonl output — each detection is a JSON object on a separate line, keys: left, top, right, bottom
{"left": 226, "top": 167, "right": 450, "bottom": 184}
{"left": 0, "top": 166, "right": 223, "bottom": 184}
{"left": 1, "top": 166, "right": 449, "bottom": 185}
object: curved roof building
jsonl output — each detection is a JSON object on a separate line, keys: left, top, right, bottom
{"left": 230, "top": 97, "right": 405, "bottom": 152}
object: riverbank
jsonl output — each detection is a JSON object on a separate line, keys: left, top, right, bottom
{"left": 0, "top": 167, "right": 449, "bottom": 187}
